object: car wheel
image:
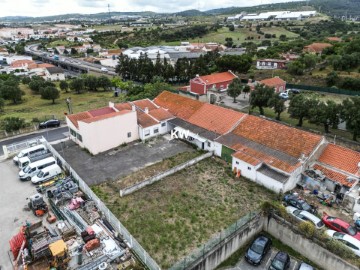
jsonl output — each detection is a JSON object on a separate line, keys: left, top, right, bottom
{"left": 26, "top": 176, "right": 31, "bottom": 181}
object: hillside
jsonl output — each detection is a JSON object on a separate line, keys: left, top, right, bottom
{"left": 311, "top": 0, "right": 360, "bottom": 17}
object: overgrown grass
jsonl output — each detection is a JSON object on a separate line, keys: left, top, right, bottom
{"left": 93, "top": 157, "right": 276, "bottom": 268}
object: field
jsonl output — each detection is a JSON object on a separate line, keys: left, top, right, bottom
{"left": 161, "top": 26, "right": 299, "bottom": 46}
{"left": 93, "top": 157, "right": 276, "bottom": 268}
{"left": 0, "top": 84, "right": 125, "bottom": 122}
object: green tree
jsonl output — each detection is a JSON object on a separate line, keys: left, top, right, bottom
{"left": 288, "top": 94, "right": 318, "bottom": 127}
{"left": 268, "top": 94, "right": 285, "bottom": 120}
{"left": 1, "top": 117, "right": 26, "bottom": 132}
{"left": 228, "top": 24, "right": 235, "bottom": 32}
{"left": 83, "top": 75, "right": 98, "bottom": 91}
{"left": 97, "top": 75, "right": 112, "bottom": 91}
{"left": 0, "top": 97, "right": 4, "bottom": 112}
{"left": 21, "top": 77, "right": 31, "bottom": 84}
{"left": 303, "top": 54, "right": 317, "bottom": 69}
{"left": 287, "top": 60, "right": 305, "bottom": 75}
{"left": 227, "top": 78, "right": 242, "bottom": 103}
{"left": 225, "top": 37, "right": 233, "bottom": 47}
{"left": 216, "top": 54, "right": 252, "bottom": 73}
{"left": 326, "top": 71, "right": 339, "bottom": 87}
{"left": 342, "top": 97, "right": 360, "bottom": 141}
{"left": 70, "top": 78, "right": 85, "bottom": 94}
{"left": 250, "top": 84, "right": 274, "bottom": 115}
{"left": 59, "top": 80, "right": 69, "bottom": 92}
{"left": 309, "top": 100, "right": 341, "bottom": 133}
{"left": 242, "top": 85, "right": 251, "bottom": 97}
{"left": 40, "top": 86, "right": 60, "bottom": 104}
{"left": 0, "top": 84, "right": 23, "bottom": 104}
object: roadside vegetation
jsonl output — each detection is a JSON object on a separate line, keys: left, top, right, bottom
{"left": 92, "top": 157, "right": 276, "bottom": 268}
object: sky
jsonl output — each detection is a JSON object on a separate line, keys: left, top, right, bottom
{"left": 0, "top": 0, "right": 303, "bottom": 17}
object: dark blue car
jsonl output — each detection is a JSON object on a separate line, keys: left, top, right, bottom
{"left": 245, "top": 235, "right": 272, "bottom": 265}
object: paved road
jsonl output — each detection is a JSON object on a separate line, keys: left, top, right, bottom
{"left": 0, "top": 126, "right": 68, "bottom": 156}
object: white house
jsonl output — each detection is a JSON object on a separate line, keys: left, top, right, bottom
{"left": 44, "top": 67, "right": 65, "bottom": 81}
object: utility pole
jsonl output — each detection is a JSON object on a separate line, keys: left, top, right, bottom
{"left": 108, "top": 3, "right": 112, "bottom": 23}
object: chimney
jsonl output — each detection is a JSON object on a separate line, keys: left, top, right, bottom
{"left": 132, "top": 105, "right": 136, "bottom": 112}
{"left": 144, "top": 107, "right": 149, "bottom": 114}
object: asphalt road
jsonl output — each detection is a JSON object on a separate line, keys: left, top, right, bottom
{"left": 0, "top": 126, "right": 68, "bottom": 156}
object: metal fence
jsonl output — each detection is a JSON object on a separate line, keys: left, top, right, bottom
{"left": 286, "top": 83, "right": 358, "bottom": 96}
{"left": 42, "top": 139, "right": 161, "bottom": 270}
{"left": 169, "top": 211, "right": 261, "bottom": 270}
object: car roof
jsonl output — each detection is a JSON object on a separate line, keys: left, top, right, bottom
{"left": 300, "top": 211, "right": 321, "bottom": 223}
{"left": 286, "top": 206, "right": 298, "bottom": 213}
{"left": 330, "top": 230, "right": 360, "bottom": 246}
{"left": 40, "top": 164, "right": 60, "bottom": 172}
{"left": 255, "top": 235, "right": 270, "bottom": 244}
{"left": 298, "top": 262, "right": 314, "bottom": 270}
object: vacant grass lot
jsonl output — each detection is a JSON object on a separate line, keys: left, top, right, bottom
{"left": 93, "top": 157, "right": 276, "bottom": 268}
{"left": 0, "top": 84, "right": 125, "bottom": 122}
{"left": 161, "top": 26, "right": 298, "bottom": 46}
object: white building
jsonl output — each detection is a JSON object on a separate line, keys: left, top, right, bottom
{"left": 44, "top": 67, "right": 65, "bottom": 81}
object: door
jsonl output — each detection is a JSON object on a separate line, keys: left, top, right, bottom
{"left": 201, "top": 142, "right": 205, "bottom": 150}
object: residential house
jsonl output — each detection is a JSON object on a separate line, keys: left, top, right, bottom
{"left": 188, "top": 71, "right": 238, "bottom": 96}
{"left": 44, "top": 67, "right": 65, "bottom": 81}
{"left": 303, "top": 43, "right": 332, "bottom": 55}
{"left": 260, "top": 77, "right": 286, "bottom": 93}
{"left": 0, "top": 47, "right": 9, "bottom": 55}
{"left": 327, "top": 37, "right": 342, "bottom": 42}
{"left": 256, "top": 59, "right": 287, "bottom": 70}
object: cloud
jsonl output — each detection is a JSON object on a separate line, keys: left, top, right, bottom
{"left": 76, "top": 0, "right": 108, "bottom": 8}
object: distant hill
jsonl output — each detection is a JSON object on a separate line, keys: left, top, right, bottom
{"left": 175, "top": 9, "right": 205, "bottom": 17}
{"left": 311, "top": 0, "right": 360, "bottom": 17}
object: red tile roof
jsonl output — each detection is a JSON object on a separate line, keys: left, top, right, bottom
{"left": 232, "top": 151, "right": 261, "bottom": 166}
{"left": 196, "top": 71, "right": 237, "bottom": 85}
{"left": 154, "top": 91, "right": 204, "bottom": 120}
{"left": 304, "top": 43, "right": 332, "bottom": 53}
{"left": 148, "top": 108, "right": 173, "bottom": 121}
{"left": 313, "top": 164, "right": 355, "bottom": 188}
{"left": 88, "top": 107, "right": 116, "bottom": 117}
{"left": 187, "top": 103, "right": 244, "bottom": 134}
{"left": 11, "top": 60, "right": 36, "bottom": 68}
{"left": 67, "top": 112, "right": 92, "bottom": 128}
{"left": 132, "top": 99, "right": 158, "bottom": 111}
{"left": 137, "top": 111, "right": 158, "bottom": 128}
{"left": 260, "top": 77, "right": 286, "bottom": 87}
{"left": 318, "top": 144, "right": 360, "bottom": 175}
{"left": 37, "top": 63, "right": 55, "bottom": 68}
{"left": 231, "top": 115, "right": 322, "bottom": 158}
{"left": 327, "top": 37, "right": 342, "bottom": 42}
{"left": 80, "top": 110, "right": 131, "bottom": 124}
{"left": 115, "top": 102, "right": 132, "bottom": 111}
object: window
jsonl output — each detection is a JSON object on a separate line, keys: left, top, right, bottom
{"left": 144, "top": 130, "right": 150, "bottom": 136}
{"left": 248, "top": 167, "right": 251, "bottom": 170}
{"left": 161, "top": 122, "right": 166, "bottom": 127}
{"left": 235, "top": 161, "right": 239, "bottom": 165}
{"left": 127, "top": 132, "right": 131, "bottom": 138}
{"left": 70, "top": 128, "right": 77, "bottom": 137}
{"left": 77, "top": 133, "right": 83, "bottom": 142}
{"left": 207, "top": 142, "right": 211, "bottom": 147}
{"left": 154, "top": 128, "right": 159, "bottom": 134}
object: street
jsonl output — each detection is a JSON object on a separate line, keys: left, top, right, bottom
{"left": 0, "top": 126, "right": 68, "bottom": 156}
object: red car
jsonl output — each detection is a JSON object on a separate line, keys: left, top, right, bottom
{"left": 322, "top": 213, "right": 360, "bottom": 240}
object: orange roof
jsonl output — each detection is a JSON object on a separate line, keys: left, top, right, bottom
{"left": 195, "top": 71, "right": 237, "bottom": 85}
{"left": 115, "top": 102, "right": 132, "bottom": 111}
{"left": 313, "top": 164, "right": 355, "bottom": 188}
{"left": 304, "top": 43, "right": 332, "bottom": 53}
{"left": 318, "top": 144, "right": 360, "bottom": 175}
{"left": 11, "top": 59, "right": 36, "bottom": 68}
{"left": 80, "top": 110, "right": 131, "bottom": 124}
{"left": 148, "top": 108, "right": 173, "bottom": 121}
{"left": 232, "top": 151, "right": 261, "bottom": 166}
{"left": 231, "top": 115, "right": 322, "bottom": 158}
{"left": 137, "top": 111, "right": 158, "bottom": 128}
{"left": 108, "top": 49, "right": 122, "bottom": 54}
{"left": 260, "top": 77, "right": 286, "bottom": 87}
{"left": 154, "top": 91, "right": 204, "bottom": 120}
{"left": 88, "top": 107, "right": 115, "bottom": 117}
{"left": 37, "top": 63, "right": 54, "bottom": 68}
{"left": 132, "top": 99, "right": 158, "bottom": 111}
{"left": 67, "top": 111, "right": 92, "bottom": 128}
{"left": 327, "top": 37, "right": 341, "bottom": 42}
{"left": 187, "top": 103, "right": 244, "bottom": 135}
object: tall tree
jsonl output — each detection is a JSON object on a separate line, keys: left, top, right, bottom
{"left": 227, "top": 78, "right": 242, "bottom": 103}
{"left": 216, "top": 54, "right": 252, "bottom": 73}
{"left": 59, "top": 80, "right": 69, "bottom": 92}
{"left": 309, "top": 100, "right": 341, "bottom": 133}
{"left": 250, "top": 84, "right": 274, "bottom": 115}
{"left": 341, "top": 97, "right": 360, "bottom": 141}
{"left": 268, "top": 94, "right": 285, "bottom": 120}
{"left": 70, "top": 78, "right": 85, "bottom": 94}
{"left": 40, "top": 86, "right": 60, "bottom": 104}
{"left": 288, "top": 94, "right": 318, "bottom": 127}
{"left": 97, "top": 76, "right": 112, "bottom": 91}
{"left": 242, "top": 85, "right": 251, "bottom": 97}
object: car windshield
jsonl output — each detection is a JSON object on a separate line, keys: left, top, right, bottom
{"left": 18, "top": 151, "right": 24, "bottom": 158}
{"left": 347, "top": 225, "right": 357, "bottom": 236}
{"left": 300, "top": 201, "right": 311, "bottom": 211}
{"left": 333, "top": 232, "right": 345, "bottom": 239}
{"left": 317, "top": 221, "right": 324, "bottom": 227}
{"left": 293, "top": 209, "right": 302, "bottom": 216}
{"left": 271, "top": 259, "right": 285, "bottom": 270}
{"left": 23, "top": 165, "right": 31, "bottom": 173}
{"left": 250, "top": 241, "right": 264, "bottom": 254}
{"left": 37, "top": 171, "right": 44, "bottom": 178}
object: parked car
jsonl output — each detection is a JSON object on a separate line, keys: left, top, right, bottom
{"left": 286, "top": 206, "right": 324, "bottom": 229}
{"left": 31, "top": 164, "right": 62, "bottom": 184}
{"left": 283, "top": 194, "right": 317, "bottom": 214}
{"left": 269, "top": 251, "right": 290, "bottom": 270}
{"left": 297, "top": 262, "right": 314, "bottom": 270}
{"left": 326, "top": 230, "right": 360, "bottom": 257}
{"left": 322, "top": 214, "right": 360, "bottom": 240}
{"left": 245, "top": 235, "right": 272, "bottom": 265}
{"left": 279, "top": 92, "right": 289, "bottom": 100}
{"left": 287, "top": 89, "right": 301, "bottom": 95}
{"left": 38, "top": 119, "right": 60, "bottom": 129}
{"left": 13, "top": 144, "right": 47, "bottom": 165}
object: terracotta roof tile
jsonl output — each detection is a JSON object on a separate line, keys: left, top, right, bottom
{"left": 318, "top": 144, "right": 360, "bottom": 175}
{"left": 313, "top": 164, "right": 356, "bottom": 188}
{"left": 67, "top": 112, "right": 92, "bottom": 128}
{"left": 231, "top": 115, "right": 322, "bottom": 158}
{"left": 37, "top": 63, "right": 55, "bottom": 68}
{"left": 196, "top": 71, "right": 237, "bottom": 85}
{"left": 80, "top": 110, "right": 131, "bottom": 124}
{"left": 115, "top": 102, "right": 132, "bottom": 111}
{"left": 88, "top": 107, "right": 116, "bottom": 117}
{"left": 132, "top": 99, "right": 158, "bottom": 111}
{"left": 327, "top": 37, "right": 342, "bottom": 42}
{"left": 232, "top": 151, "right": 262, "bottom": 166}
{"left": 187, "top": 103, "right": 245, "bottom": 134}
{"left": 154, "top": 91, "right": 204, "bottom": 120}
{"left": 304, "top": 43, "right": 332, "bottom": 53}
{"left": 11, "top": 60, "right": 36, "bottom": 68}
{"left": 137, "top": 111, "right": 158, "bottom": 128}
{"left": 148, "top": 108, "right": 174, "bottom": 121}
{"left": 260, "top": 77, "right": 286, "bottom": 87}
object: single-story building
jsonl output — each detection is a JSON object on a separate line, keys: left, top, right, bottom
{"left": 260, "top": 76, "right": 286, "bottom": 93}
{"left": 256, "top": 59, "right": 287, "bottom": 70}
{"left": 44, "top": 66, "right": 65, "bottom": 81}
{"left": 303, "top": 43, "right": 332, "bottom": 55}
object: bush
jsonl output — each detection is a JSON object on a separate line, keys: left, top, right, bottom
{"left": 1, "top": 117, "right": 26, "bottom": 132}
{"left": 298, "top": 221, "right": 316, "bottom": 238}
{"left": 326, "top": 239, "right": 356, "bottom": 259}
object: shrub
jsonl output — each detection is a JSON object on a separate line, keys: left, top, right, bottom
{"left": 298, "top": 221, "right": 316, "bottom": 238}
{"left": 1, "top": 117, "right": 26, "bottom": 132}
{"left": 326, "top": 239, "right": 356, "bottom": 259}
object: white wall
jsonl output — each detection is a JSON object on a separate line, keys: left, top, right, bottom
{"left": 256, "top": 172, "right": 285, "bottom": 193}
{"left": 139, "top": 121, "right": 171, "bottom": 141}
{"left": 46, "top": 72, "right": 65, "bottom": 81}
{"left": 66, "top": 119, "right": 85, "bottom": 148}
{"left": 78, "top": 111, "right": 139, "bottom": 155}
{"left": 284, "top": 165, "right": 303, "bottom": 191}
{"left": 232, "top": 157, "right": 258, "bottom": 180}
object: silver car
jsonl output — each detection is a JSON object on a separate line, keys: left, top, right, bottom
{"left": 286, "top": 206, "right": 324, "bottom": 229}
{"left": 297, "top": 262, "right": 314, "bottom": 270}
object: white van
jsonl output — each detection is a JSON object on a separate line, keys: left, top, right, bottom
{"left": 13, "top": 145, "right": 47, "bottom": 165}
{"left": 19, "top": 157, "right": 56, "bottom": 181}
{"left": 31, "top": 164, "right": 62, "bottom": 184}
{"left": 18, "top": 151, "right": 52, "bottom": 169}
